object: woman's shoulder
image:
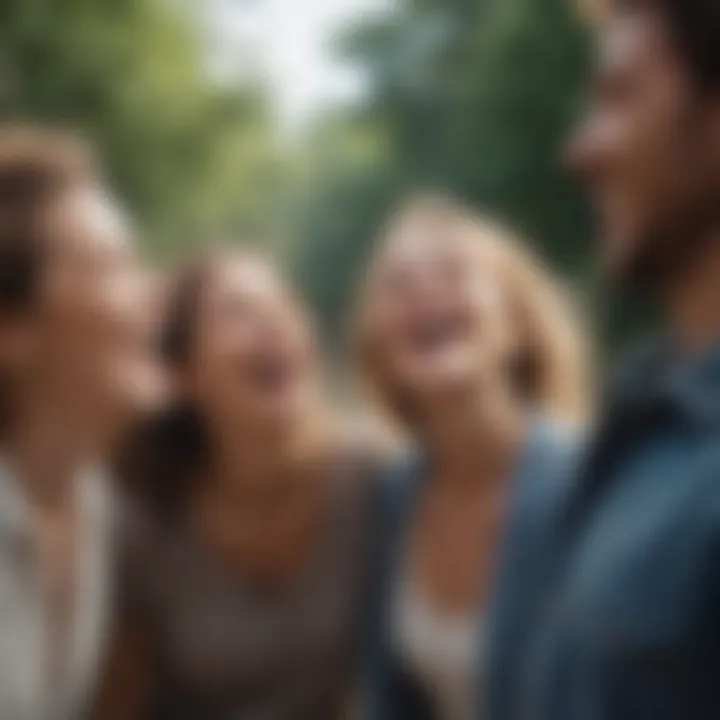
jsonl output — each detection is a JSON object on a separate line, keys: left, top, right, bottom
{"left": 527, "top": 414, "right": 586, "bottom": 463}
{"left": 515, "top": 415, "right": 586, "bottom": 513}
{"left": 326, "top": 433, "right": 424, "bottom": 526}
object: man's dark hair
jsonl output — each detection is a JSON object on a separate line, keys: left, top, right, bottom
{"left": 656, "top": 0, "right": 720, "bottom": 88}
{"left": 0, "top": 125, "right": 94, "bottom": 315}
{"left": 602, "top": 0, "right": 720, "bottom": 89}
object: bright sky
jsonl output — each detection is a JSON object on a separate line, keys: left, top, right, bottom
{"left": 206, "top": 0, "right": 393, "bottom": 132}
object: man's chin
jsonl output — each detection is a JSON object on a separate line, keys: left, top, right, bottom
{"left": 600, "top": 213, "right": 708, "bottom": 294}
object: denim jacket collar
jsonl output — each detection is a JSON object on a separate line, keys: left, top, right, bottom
{"left": 609, "top": 335, "right": 720, "bottom": 428}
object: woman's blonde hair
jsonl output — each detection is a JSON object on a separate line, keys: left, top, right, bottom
{"left": 356, "top": 194, "right": 592, "bottom": 428}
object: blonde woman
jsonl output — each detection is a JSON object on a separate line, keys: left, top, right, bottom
{"left": 357, "top": 196, "right": 591, "bottom": 720}
{"left": 96, "top": 248, "right": 381, "bottom": 720}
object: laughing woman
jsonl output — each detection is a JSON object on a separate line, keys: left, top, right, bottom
{"left": 357, "top": 196, "right": 591, "bottom": 720}
{"left": 96, "top": 248, "right": 380, "bottom": 720}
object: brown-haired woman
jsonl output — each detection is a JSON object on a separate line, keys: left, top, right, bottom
{"left": 357, "top": 196, "right": 591, "bottom": 720}
{"left": 95, "top": 248, "right": 380, "bottom": 720}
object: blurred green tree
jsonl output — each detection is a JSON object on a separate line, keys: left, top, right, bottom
{"left": 0, "top": 0, "right": 281, "bottom": 255}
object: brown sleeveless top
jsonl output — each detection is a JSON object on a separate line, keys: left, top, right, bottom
{"left": 120, "top": 452, "right": 380, "bottom": 720}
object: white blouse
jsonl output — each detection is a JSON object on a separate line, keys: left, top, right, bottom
{"left": 393, "top": 571, "right": 482, "bottom": 720}
{"left": 0, "top": 458, "right": 115, "bottom": 720}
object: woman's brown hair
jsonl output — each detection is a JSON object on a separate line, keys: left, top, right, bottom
{"left": 0, "top": 126, "right": 94, "bottom": 312}
{"left": 356, "top": 195, "right": 593, "bottom": 428}
{"left": 117, "top": 252, "right": 215, "bottom": 516}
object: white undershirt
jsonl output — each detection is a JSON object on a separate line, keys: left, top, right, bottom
{"left": 393, "top": 571, "right": 481, "bottom": 720}
{"left": 0, "top": 457, "right": 114, "bottom": 720}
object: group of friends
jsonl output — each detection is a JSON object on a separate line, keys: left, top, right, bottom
{"left": 3, "top": 1, "right": 720, "bottom": 719}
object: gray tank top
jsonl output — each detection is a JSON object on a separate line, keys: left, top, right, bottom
{"left": 121, "top": 455, "right": 379, "bottom": 720}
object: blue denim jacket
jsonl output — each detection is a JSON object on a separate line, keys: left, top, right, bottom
{"left": 518, "top": 340, "right": 720, "bottom": 720}
{"left": 364, "top": 416, "right": 581, "bottom": 720}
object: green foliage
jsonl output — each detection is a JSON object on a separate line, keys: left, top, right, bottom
{"left": 0, "top": 0, "right": 278, "bottom": 255}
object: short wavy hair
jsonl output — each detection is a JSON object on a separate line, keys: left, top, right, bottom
{"left": 0, "top": 124, "right": 94, "bottom": 314}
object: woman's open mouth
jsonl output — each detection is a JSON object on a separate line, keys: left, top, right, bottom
{"left": 407, "top": 313, "right": 469, "bottom": 355}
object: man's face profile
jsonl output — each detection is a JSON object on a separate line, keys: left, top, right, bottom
{"left": 567, "top": 4, "right": 720, "bottom": 288}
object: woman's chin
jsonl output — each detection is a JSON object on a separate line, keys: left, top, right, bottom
{"left": 242, "top": 392, "right": 308, "bottom": 433}
{"left": 409, "top": 369, "right": 477, "bottom": 407}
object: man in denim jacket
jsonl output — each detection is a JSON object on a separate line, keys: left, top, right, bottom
{"left": 511, "top": 1, "right": 720, "bottom": 719}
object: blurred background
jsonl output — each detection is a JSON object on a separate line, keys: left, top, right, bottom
{"left": 0, "top": 0, "right": 647, "bottom": 357}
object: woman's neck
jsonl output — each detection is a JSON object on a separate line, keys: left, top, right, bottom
{"left": 423, "top": 383, "right": 525, "bottom": 489}
{"left": 191, "top": 412, "right": 330, "bottom": 586}
{"left": 4, "top": 399, "right": 95, "bottom": 509}
{"left": 205, "top": 415, "right": 320, "bottom": 500}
